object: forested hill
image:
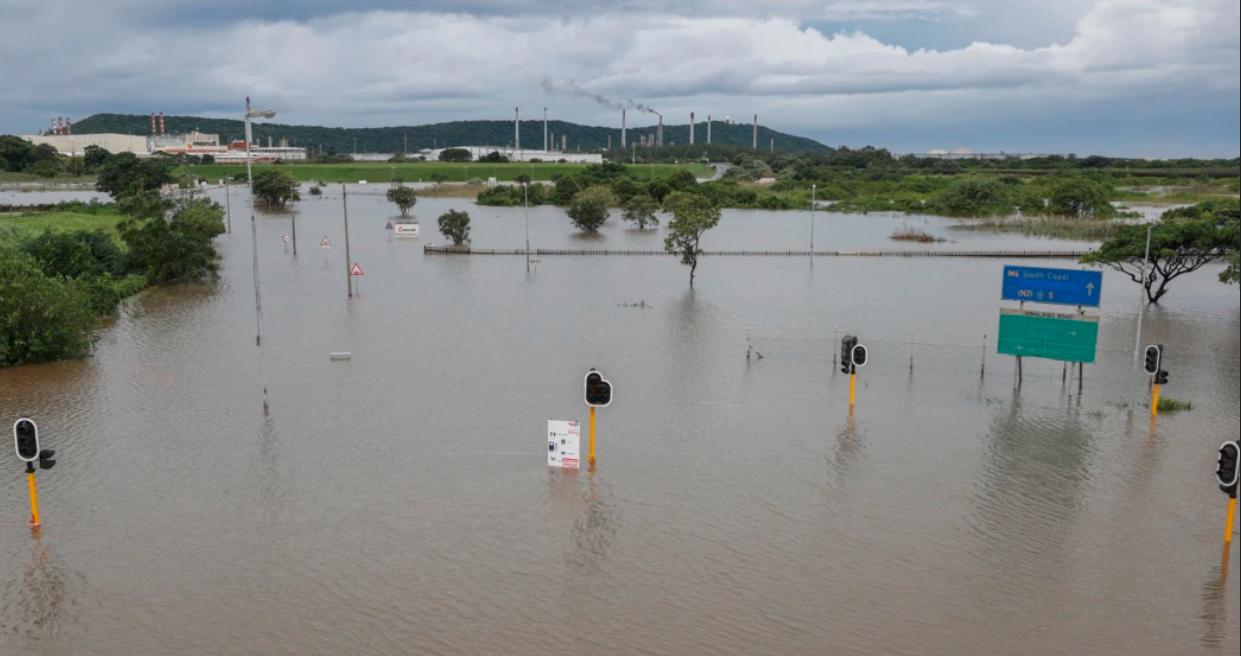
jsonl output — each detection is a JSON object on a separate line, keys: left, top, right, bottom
{"left": 72, "top": 113, "right": 829, "bottom": 155}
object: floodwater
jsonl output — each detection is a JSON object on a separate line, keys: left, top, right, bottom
{"left": 2, "top": 185, "right": 1238, "bottom": 655}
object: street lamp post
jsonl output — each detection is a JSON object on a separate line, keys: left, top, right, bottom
{"left": 523, "top": 182, "right": 531, "bottom": 273}
{"left": 244, "top": 96, "right": 276, "bottom": 187}
{"left": 809, "top": 183, "right": 816, "bottom": 258}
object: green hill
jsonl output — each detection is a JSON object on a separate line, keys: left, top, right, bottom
{"left": 70, "top": 113, "right": 828, "bottom": 155}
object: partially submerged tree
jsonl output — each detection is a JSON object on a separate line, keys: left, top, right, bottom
{"left": 119, "top": 194, "right": 227, "bottom": 283}
{"left": 251, "top": 169, "right": 300, "bottom": 210}
{"left": 1082, "top": 201, "right": 1237, "bottom": 303}
{"left": 95, "top": 152, "right": 173, "bottom": 199}
{"left": 622, "top": 193, "right": 659, "bottom": 229}
{"left": 663, "top": 191, "right": 721, "bottom": 287}
{"left": 386, "top": 183, "right": 417, "bottom": 217}
{"left": 0, "top": 250, "right": 96, "bottom": 366}
{"left": 566, "top": 186, "right": 612, "bottom": 232}
{"left": 438, "top": 210, "right": 471, "bottom": 246}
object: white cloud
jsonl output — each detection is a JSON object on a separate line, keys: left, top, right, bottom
{"left": 0, "top": 0, "right": 1236, "bottom": 153}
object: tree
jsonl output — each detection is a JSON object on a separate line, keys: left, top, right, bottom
{"left": 251, "top": 169, "right": 300, "bottom": 209}
{"left": 1082, "top": 203, "right": 1235, "bottom": 303}
{"left": 95, "top": 152, "right": 173, "bottom": 199}
{"left": 82, "top": 145, "right": 112, "bottom": 172}
{"left": 1047, "top": 176, "right": 1113, "bottom": 217}
{"left": 386, "top": 184, "right": 417, "bottom": 217}
{"left": 119, "top": 196, "right": 226, "bottom": 283}
{"left": 567, "top": 186, "right": 612, "bottom": 232}
{"left": 0, "top": 250, "right": 96, "bottom": 367}
{"left": 552, "top": 175, "right": 581, "bottom": 205}
{"left": 622, "top": 193, "right": 660, "bottom": 229}
{"left": 930, "top": 177, "right": 1012, "bottom": 217}
{"left": 479, "top": 151, "right": 509, "bottom": 163}
{"left": 438, "top": 210, "right": 471, "bottom": 246}
{"left": 663, "top": 191, "right": 721, "bottom": 287}
{"left": 1163, "top": 199, "right": 1240, "bottom": 285}
{"left": 22, "top": 229, "right": 122, "bottom": 279}
{"left": 439, "top": 148, "right": 472, "bottom": 162}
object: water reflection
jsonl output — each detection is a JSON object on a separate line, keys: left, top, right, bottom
{"left": 1199, "top": 556, "right": 1231, "bottom": 650}
{"left": 568, "top": 473, "right": 618, "bottom": 574}
{"left": 968, "top": 392, "right": 1095, "bottom": 588}
{"left": 0, "top": 533, "right": 83, "bottom": 641}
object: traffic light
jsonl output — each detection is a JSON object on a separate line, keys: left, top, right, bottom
{"left": 840, "top": 335, "right": 857, "bottom": 374}
{"left": 1155, "top": 370, "right": 1169, "bottom": 385}
{"left": 584, "top": 369, "right": 613, "bottom": 407}
{"left": 39, "top": 449, "right": 56, "bottom": 470}
{"left": 1143, "top": 344, "right": 1162, "bottom": 376}
{"left": 851, "top": 344, "right": 868, "bottom": 368}
{"left": 1217, "top": 441, "right": 1239, "bottom": 497}
{"left": 14, "top": 418, "right": 39, "bottom": 462}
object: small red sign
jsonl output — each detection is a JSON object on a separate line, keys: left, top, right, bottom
{"left": 350, "top": 262, "right": 365, "bottom": 276}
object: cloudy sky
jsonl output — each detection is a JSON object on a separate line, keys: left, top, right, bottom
{"left": 2, "top": 0, "right": 1237, "bottom": 156}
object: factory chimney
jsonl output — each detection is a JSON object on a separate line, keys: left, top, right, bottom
{"left": 66, "top": 117, "right": 72, "bottom": 135}
{"left": 689, "top": 112, "right": 695, "bottom": 145}
{"left": 51, "top": 117, "right": 59, "bottom": 135}
{"left": 607, "top": 134, "right": 612, "bottom": 150}
{"left": 561, "top": 134, "right": 566, "bottom": 152}
{"left": 543, "top": 107, "right": 548, "bottom": 152}
{"left": 150, "top": 113, "right": 157, "bottom": 137}
{"left": 707, "top": 115, "right": 712, "bottom": 144}
{"left": 620, "top": 109, "right": 626, "bottom": 149}
{"left": 160, "top": 112, "right": 166, "bottom": 136}
{"left": 514, "top": 107, "right": 520, "bottom": 156}
{"left": 752, "top": 114, "right": 757, "bottom": 150}
{"left": 657, "top": 114, "right": 663, "bottom": 147}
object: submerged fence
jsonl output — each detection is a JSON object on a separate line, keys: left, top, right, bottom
{"left": 424, "top": 245, "right": 1090, "bottom": 258}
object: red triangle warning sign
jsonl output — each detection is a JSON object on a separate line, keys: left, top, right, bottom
{"left": 350, "top": 262, "right": 365, "bottom": 276}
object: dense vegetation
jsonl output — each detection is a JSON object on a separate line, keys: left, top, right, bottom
{"left": 71, "top": 113, "right": 830, "bottom": 155}
{"left": 1, "top": 152, "right": 225, "bottom": 367}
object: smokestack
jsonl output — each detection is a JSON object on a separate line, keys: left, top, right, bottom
{"left": 752, "top": 114, "right": 757, "bottom": 150}
{"left": 689, "top": 112, "right": 695, "bottom": 145}
{"left": 151, "top": 113, "right": 157, "bottom": 137}
{"left": 621, "top": 109, "right": 626, "bottom": 148}
{"left": 66, "top": 117, "right": 72, "bottom": 135}
{"left": 770, "top": 137, "right": 774, "bottom": 153}
{"left": 657, "top": 114, "right": 663, "bottom": 147}
{"left": 607, "top": 134, "right": 611, "bottom": 150}
{"left": 267, "top": 135, "right": 273, "bottom": 148}
{"left": 561, "top": 134, "right": 566, "bottom": 151}
{"left": 707, "top": 114, "right": 712, "bottom": 144}
{"left": 160, "top": 112, "right": 166, "bottom": 136}
{"left": 543, "top": 107, "right": 548, "bottom": 152}
{"left": 515, "top": 107, "right": 520, "bottom": 154}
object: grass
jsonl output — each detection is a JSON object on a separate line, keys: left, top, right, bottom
{"left": 1157, "top": 397, "right": 1194, "bottom": 413}
{"left": 0, "top": 170, "right": 96, "bottom": 184}
{"left": 1112, "top": 183, "right": 1239, "bottom": 205}
{"left": 178, "top": 161, "right": 713, "bottom": 184}
{"left": 890, "top": 227, "right": 945, "bottom": 243}
{"left": 0, "top": 210, "right": 126, "bottom": 239}
{"left": 950, "top": 215, "right": 1124, "bottom": 241}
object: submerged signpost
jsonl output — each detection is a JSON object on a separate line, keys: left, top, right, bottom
{"left": 997, "top": 265, "right": 1102, "bottom": 388}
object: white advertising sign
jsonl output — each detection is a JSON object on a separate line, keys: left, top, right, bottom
{"left": 392, "top": 222, "right": 421, "bottom": 238}
{"left": 547, "top": 419, "right": 581, "bottom": 469}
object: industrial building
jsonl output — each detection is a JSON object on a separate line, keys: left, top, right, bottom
{"left": 21, "top": 133, "right": 150, "bottom": 157}
{"left": 429, "top": 146, "right": 601, "bottom": 164}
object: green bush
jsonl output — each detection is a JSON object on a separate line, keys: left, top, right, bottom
{"left": 0, "top": 250, "right": 97, "bottom": 366}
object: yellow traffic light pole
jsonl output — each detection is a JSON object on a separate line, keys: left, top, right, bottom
{"left": 27, "top": 464, "right": 41, "bottom": 528}
{"left": 1225, "top": 496, "right": 1237, "bottom": 545}
{"left": 848, "top": 370, "right": 857, "bottom": 410}
{"left": 1150, "top": 383, "right": 1160, "bottom": 419}
{"left": 588, "top": 407, "right": 597, "bottom": 468}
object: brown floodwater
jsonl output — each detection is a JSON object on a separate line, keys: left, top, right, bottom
{"left": 2, "top": 186, "right": 1238, "bottom": 655}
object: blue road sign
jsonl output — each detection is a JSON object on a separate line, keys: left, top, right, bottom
{"left": 1001, "top": 265, "right": 1102, "bottom": 307}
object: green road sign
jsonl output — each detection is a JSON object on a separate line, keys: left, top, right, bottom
{"left": 997, "top": 308, "right": 1098, "bottom": 363}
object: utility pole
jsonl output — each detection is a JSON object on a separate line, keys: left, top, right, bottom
{"left": 809, "top": 183, "right": 816, "bottom": 259}
{"left": 523, "top": 182, "right": 531, "bottom": 273}
{"left": 224, "top": 181, "right": 232, "bottom": 233}
{"left": 342, "top": 185, "right": 353, "bottom": 299}
{"left": 1129, "top": 224, "right": 1153, "bottom": 407}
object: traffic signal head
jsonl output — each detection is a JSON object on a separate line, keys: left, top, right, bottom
{"left": 1155, "top": 370, "right": 1169, "bottom": 385}
{"left": 584, "top": 369, "right": 613, "bottom": 407}
{"left": 840, "top": 335, "right": 857, "bottom": 374}
{"left": 1143, "top": 344, "right": 1162, "bottom": 376}
{"left": 39, "top": 448, "right": 56, "bottom": 471}
{"left": 14, "top": 418, "right": 39, "bottom": 462}
{"left": 1217, "top": 441, "right": 1239, "bottom": 497}
{"left": 851, "top": 344, "right": 868, "bottom": 369}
